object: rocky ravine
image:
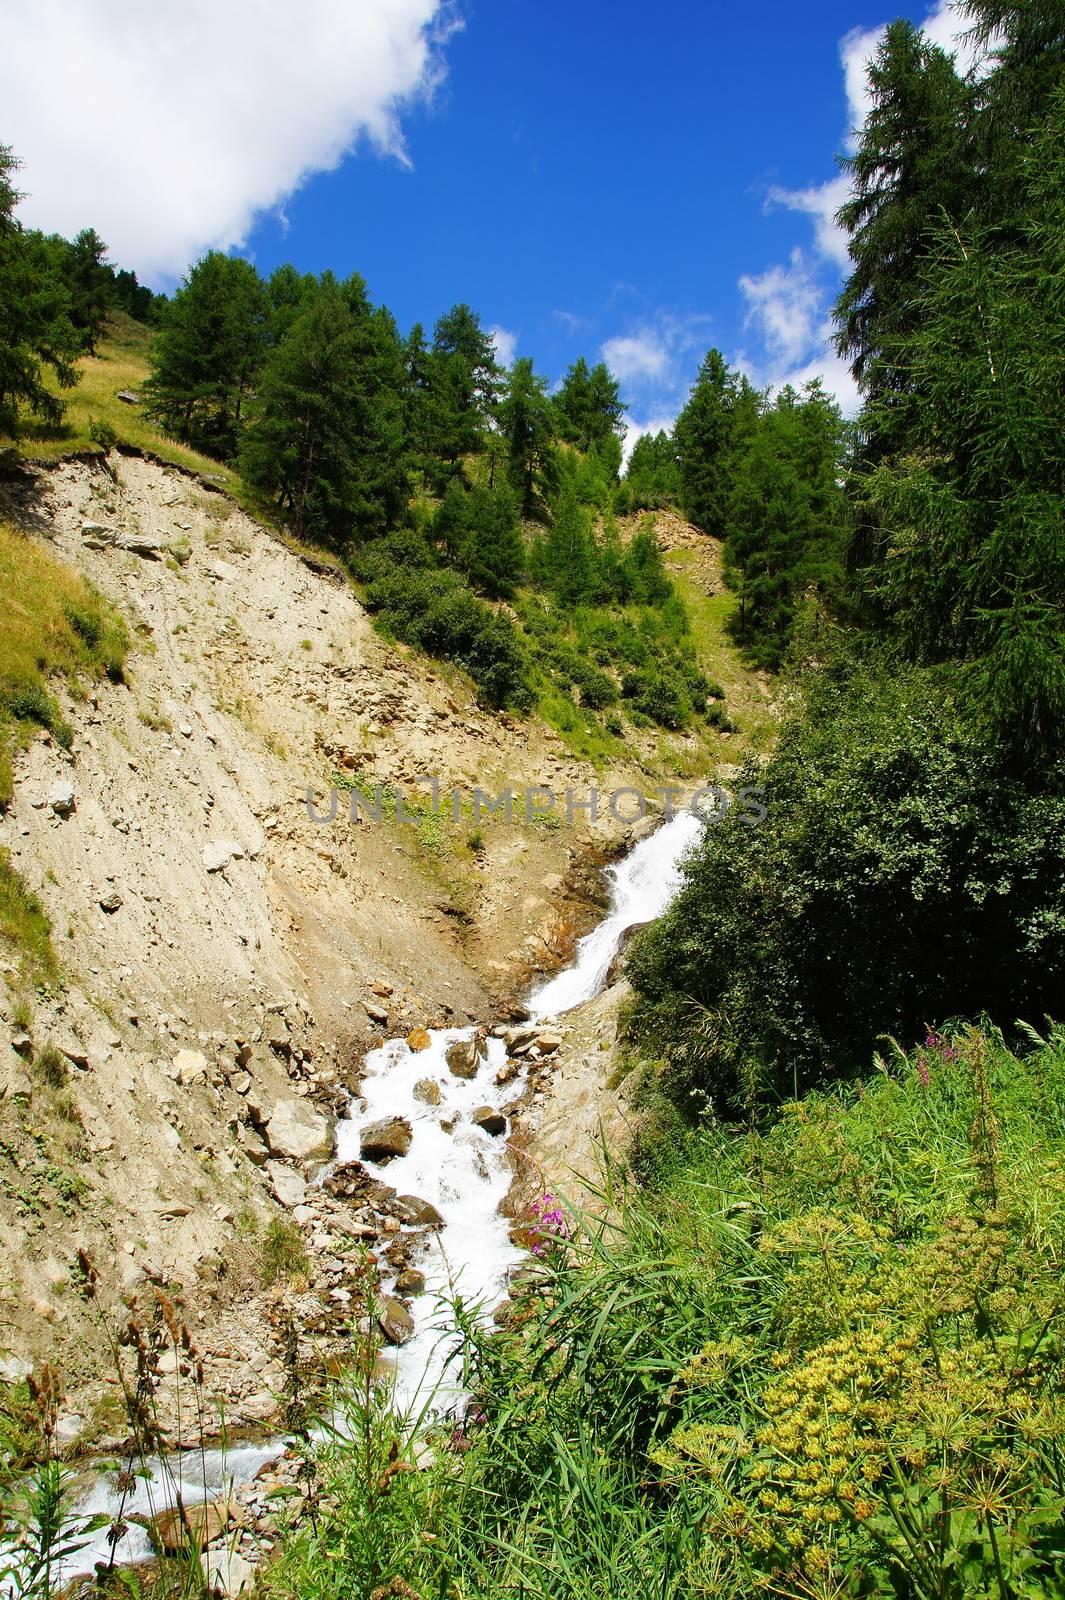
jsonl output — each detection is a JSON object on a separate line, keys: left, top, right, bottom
{"left": 0, "top": 451, "right": 700, "bottom": 1444}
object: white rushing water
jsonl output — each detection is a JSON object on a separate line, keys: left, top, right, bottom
{"left": 52, "top": 808, "right": 700, "bottom": 1577}
{"left": 527, "top": 807, "right": 703, "bottom": 1019}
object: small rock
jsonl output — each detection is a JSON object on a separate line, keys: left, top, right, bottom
{"left": 98, "top": 889, "right": 123, "bottom": 913}
{"left": 360, "top": 1116, "right": 412, "bottom": 1163}
{"left": 472, "top": 1106, "right": 506, "bottom": 1137}
{"left": 394, "top": 1268, "right": 426, "bottom": 1295}
{"left": 371, "top": 981, "right": 394, "bottom": 998}
{"left": 116, "top": 533, "right": 163, "bottom": 560}
{"left": 536, "top": 1031, "right": 562, "bottom": 1055}
{"left": 406, "top": 1028, "right": 432, "bottom": 1053}
{"left": 201, "top": 1549, "right": 256, "bottom": 1598}
{"left": 80, "top": 519, "right": 114, "bottom": 541}
{"left": 115, "top": 390, "right": 142, "bottom": 406}
{"left": 179, "top": 723, "right": 193, "bottom": 739}
{"left": 10, "top": 1031, "right": 32, "bottom": 1058}
{"left": 0, "top": 1355, "right": 32, "bottom": 1383}
{"left": 173, "top": 1049, "right": 208, "bottom": 1085}
{"left": 363, "top": 1001, "right": 389, "bottom": 1025}
{"left": 391, "top": 1194, "right": 444, "bottom": 1227}
{"left": 267, "top": 1162, "right": 307, "bottom": 1208}
{"left": 378, "top": 1296, "right": 415, "bottom": 1346}
{"left": 413, "top": 1078, "right": 440, "bottom": 1106}
{"left": 445, "top": 1038, "right": 482, "bottom": 1079}
{"left": 48, "top": 779, "right": 76, "bottom": 817}
{"left": 151, "top": 1498, "right": 230, "bottom": 1554}
{"left": 265, "top": 1098, "right": 333, "bottom": 1161}
{"left": 203, "top": 840, "right": 243, "bottom": 873}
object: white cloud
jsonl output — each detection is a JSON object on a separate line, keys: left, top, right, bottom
{"left": 2, "top": 0, "right": 455, "bottom": 284}
{"left": 488, "top": 326, "right": 518, "bottom": 369}
{"left": 767, "top": 174, "right": 852, "bottom": 269}
{"left": 602, "top": 331, "right": 671, "bottom": 385}
{"left": 739, "top": 250, "right": 823, "bottom": 366}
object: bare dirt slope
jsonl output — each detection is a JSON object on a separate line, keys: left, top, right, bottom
{"left": 0, "top": 453, "right": 673, "bottom": 1433}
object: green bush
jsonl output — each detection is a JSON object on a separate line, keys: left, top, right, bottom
{"left": 627, "top": 658, "right": 1065, "bottom": 1113}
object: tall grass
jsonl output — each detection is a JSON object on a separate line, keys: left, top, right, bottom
{"left": 266, "top": 1023, "right": 1065, "bottom": 1600}
{"left": 0, "top": 519, "right": 129, "bottom": 803}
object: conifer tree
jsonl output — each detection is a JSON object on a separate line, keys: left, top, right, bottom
{"left": 239, "top": 273, "right": 407, "bottom": 547}
{"left": 833, "top": 20, "right": 975, "bottom": 457}
{"left": 498, "top": 356, "right": 556, "bottom": 517}
{"left": 0, "top": 146, "right": 81, "bottom": 435}
{"left": 145, "top": 251, "right": 268, "bottom": 455}
{"left": 673, "top": 348, "right": 742, "bottom": 531}
{"left": 554, "top": 357, "right": 626, "bottom": 454}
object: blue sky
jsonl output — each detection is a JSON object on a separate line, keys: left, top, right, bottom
{"left": 4, "top": 0, "right": 976, "bottom": 440}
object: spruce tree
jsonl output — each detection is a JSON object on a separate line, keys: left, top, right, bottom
{"left": 145, "top": 251, "right": 268, "bottom": 455}
{"left": 498, "top": 356, "right": 556, "bottom": 517}
{"left": 833, "top": 20, "right": 975, "bottom": 457}
{"left": 554, "top": 357, "right": 626, "bottom": 453}
{"left": 0, "top": 146, "right": 82, "bottom": 435}
{"left": 673, "top": 348, "right": 741, "bottom": 531}
{"left": 239, "top": 273, "right": 407, "bottom": 547}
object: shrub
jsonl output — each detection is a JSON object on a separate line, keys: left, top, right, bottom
{"left": 627, "top": 658, "right": 1065, "bottom": 1113}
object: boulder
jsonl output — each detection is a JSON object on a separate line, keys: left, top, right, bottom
{"left": 536, "top": 1031, "right": 562, "bottom": 1055}
{"left": 264, "top": 1098, "right": 333, "bottom": 1161}
{"left": 267, "top": 1163, "right": 307, "bottom": 1208}
{"left": 378, "top": 1296, "right": 415, "bottom": 1346}
{"left": 360, "top": 1116, "right": 412, "bottom": 1163}
{"left": 201, "top": 1550, "right": 256, "bottom": 1598}
{"left": 48, "top": 779, "right": 76, "bottom": 817}
{"left": 391, "top": 1194, "right": 444, "bottom": 1227}
{"left": 151, "top": 1498, "right": 230, "bottom": 1554}
{"left": 472, "top": 1106, "right": 507, "bottom": 1137}
{"left": 413, "top": 1078, "right": 441, "bottom": 1106}
{"left": 406, "top": 1027, "right": 432, "bottom": 1053}
{"left": 445, "top": 1038, "right": 482, "bottom": 1079}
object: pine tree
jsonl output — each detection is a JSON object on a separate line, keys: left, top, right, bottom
{"left": 724, "top": 382, "right": 848, "bottom": 668}
{"left": 464, "top": 484, "right": 525, "bottom": 598}
{"left": 625, "top": 429, "right": 680, "bottom": 508}
{"left": 673, "top": 348, "right": 742, "bottom": 531}
{"left": 498, "top": 356, "right": 556, "bottom": 517}
{"left": 833, "top": 20, "right": 975, "bottom": 457}
{"left": 431, "top": 302, "right": 499, "bottom": 448}
{"left": 554, "top": 358, "right": 626, "bottom": 454}
{"left": 145, "top": 251, "right": 268, "bottom": 455}
{"left": 63, "top": 228, "right": 112, "bottom": 352}
{"left": 0, "top": 146, "right": 82, "bottom": 435}
{"left": 239, "top": 273, "right": 407, "bottom": 547}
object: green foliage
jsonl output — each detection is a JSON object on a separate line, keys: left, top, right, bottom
{"left": 498, "top": 356, "right": 556, "bottom": 517}
{"left": 553, "top": 356, "right": 626, "bottom": 457}
{"left": 724, "top": 380, "right": 849, "bottom": 669}
{"left": 239, "top": 273, "right": 407, "bottom": 547}
{"left": 0, "top": 147, "right": 82, "bottom": 436}
{"left": 145, "top": 250, "right": 267, "bottom": 456}
{"left": 628, "top": 657, "right": 1065, "bottom": 1113}
{"left": 363, "top": 563, "right": 534, "bottom": 711}
{"left": 261, "top": 1218, "right": 309, "bottom": 1286}
{"left": 619, "top": 428, "right": 680, "bottom": 510}
{"left": 0, "top": 849, "right": 57, "bottom": 985}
